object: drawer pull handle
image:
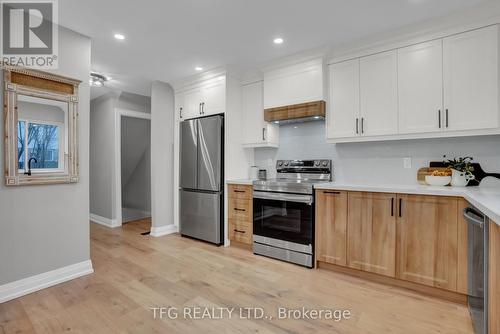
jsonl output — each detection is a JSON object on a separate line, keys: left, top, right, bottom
{"left": 233, "top": 190, "right": 246, "bottom": 193}
{"left": 234, "top": 229, "right": 246, "bottom": 234}
{"left": 234, "top": 208, "right": 246, "bottom": 212}
{"left": 324, "top": 191, "right": 341, "bottom": 195}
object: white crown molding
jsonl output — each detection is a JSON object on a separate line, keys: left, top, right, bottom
{"left": 89, "top": 213, "right": 120, "bottom": 228}
{"left": 171, "top": 67, "right": 227, "bottom": 92}
{"left": 150, "top": 224, "right": 178, "bottom": 237}
{"left": 0, "top": 260, "right": 93, "bottom": 303}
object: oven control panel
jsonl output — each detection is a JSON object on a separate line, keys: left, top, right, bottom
{"left": 276, "top": 159, "right": 331, "bottom": 172}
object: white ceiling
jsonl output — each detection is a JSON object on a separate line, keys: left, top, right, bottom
{"left": 59, "top": 0, "right": 492, "bottom": 98}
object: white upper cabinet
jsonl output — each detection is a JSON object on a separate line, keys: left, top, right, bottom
{"left": 398, "top": 40, "right": 444, "bottom": 134}
{"left": 327, "top": 59, "right": 360, "bottom": 139}
{"left": 327, "top": 24, "right": 500, "bottom": 143}
{"left": 443, "top": 25, "right": 499, "bottom": 132}
{"left": 175, "top": 75, "right": 226, "bottom": 121}
{"left": 359, "top": 50, "right": 399, "bottom": 136}
{"left": 263, "top": 58, "right": 325, "bottom": 109}
{"left": 200, "top": 76, "right": 226, "bottom": 116}
{"left": 242, "top": 81, "right": 279, "bottom": 147}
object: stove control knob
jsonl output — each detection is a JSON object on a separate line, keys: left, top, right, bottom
{"left": 322, "top": 161, "right": 328, "bottom": 167}
{"left": 278, "top": 161, "right": 283, "bottom": 166}
{"left": 314, "top": 161, "right": 320, "bottom": 166}
{"left": 284, "top": 161, "right": 289, "bottom": 166}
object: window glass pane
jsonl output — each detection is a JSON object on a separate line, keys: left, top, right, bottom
{"left": 27, "top": 123, "right": 60, "bottom": 169}
{"left": 17, "top": 121, "right": 26, "bottom": 170}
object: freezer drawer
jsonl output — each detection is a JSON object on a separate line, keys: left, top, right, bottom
{"left": 180, "top": 190, "right": 222, "bottom": 244}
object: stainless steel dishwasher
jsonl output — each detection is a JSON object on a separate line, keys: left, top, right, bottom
{"left": 464, "top": 205, "right": 489, "bottom": 334}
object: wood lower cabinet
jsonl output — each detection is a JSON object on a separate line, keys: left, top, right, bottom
{"left": 489, "top": 221, "right": 500, "bottom": 334}
{"left": 315, "top": 190, "right": 469, "bottom": 298}
{"left": 347, "top": 192, "right": 397, "bottom": 277}
{"left": 396, "top": 194, "right": 459, "bottom": 291}
{"left": 315, "top": 190, "right": 348, "bottom": 266}
{"left": 228, "top": 184, "right": 253, "bottom": 246}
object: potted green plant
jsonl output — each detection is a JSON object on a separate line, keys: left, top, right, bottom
{"left": 442, "top": 156, "right": 475, "bottom": 187}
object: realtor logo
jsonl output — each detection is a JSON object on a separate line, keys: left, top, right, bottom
{"left": 1, "top": 0, "right": 58, "bottom": 69}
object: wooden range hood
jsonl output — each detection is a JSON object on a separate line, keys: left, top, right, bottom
{"left": 264, "top": 100, "right": 326, "bottom": 123}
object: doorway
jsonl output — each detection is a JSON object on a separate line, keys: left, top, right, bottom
{"left": 115, "top": 109, "right": 151, "bottom": 226}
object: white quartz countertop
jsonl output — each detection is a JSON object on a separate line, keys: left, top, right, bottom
{"left": 315, "top": 182, "right": 500, "bottom": 225}
{"left": 226, "top": 179, "right": 255, "bottom": 185}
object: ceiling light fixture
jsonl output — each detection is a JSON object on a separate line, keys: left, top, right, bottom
{"left": 273, "top": 37, "right": 284, "bottom": 44}
{"left": 89, "top": 72, "right": 108, "bottom": 87}
{"left": 114, "top": 33, "right": 125, "bottom": 40}
{"left": 195, "top": 66, "right": 203, "bottom": 71}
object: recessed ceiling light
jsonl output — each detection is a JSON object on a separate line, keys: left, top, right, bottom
{"left": 195, "top": 66, "right": 203, "bottom": 71}
{"left": 114, "top": 33, "right": 125, "bottom": 40}
{"left": 273, "top": 37, "right": 284, "bottom": 45}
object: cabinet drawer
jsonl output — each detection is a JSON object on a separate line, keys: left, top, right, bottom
{"left": 228, "top": 184, "right": 253, "bottom": 200}
{"left": 229, "top": 219, "right": 252, "bottom": 245}
{"left": 228, "top": 198, "right": 252, "bottom": 221}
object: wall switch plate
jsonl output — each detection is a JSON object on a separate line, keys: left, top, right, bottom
{"left": 403, "top": 157, "right": 412, "bottom": 169}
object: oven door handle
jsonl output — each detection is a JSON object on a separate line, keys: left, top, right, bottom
{"left": 253, "top": 192, "right": 313, "bottom": 205}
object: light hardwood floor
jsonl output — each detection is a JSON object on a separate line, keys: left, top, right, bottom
{"left": 0, "top": 220, "right": 474, "bottom": 333}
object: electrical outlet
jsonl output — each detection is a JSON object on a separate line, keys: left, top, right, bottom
{"left": 403, "top": 157, "right": 412, "bottom": 169}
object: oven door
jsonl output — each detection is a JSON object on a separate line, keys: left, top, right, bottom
{"left": 253, "top": 191, "right": 313, "bottom": 246}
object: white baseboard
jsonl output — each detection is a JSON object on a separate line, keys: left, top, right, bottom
{"left": 90, "top": 213, "right": 120, "bottom": 228}
{"left": 0, "top": 260, "right": 93, "bottom": 304}
{"left": 150, "top": 224, "right": 178, "bottom": 237}
{"left": 122, "top": 207, "right": 151, "bottom": 223}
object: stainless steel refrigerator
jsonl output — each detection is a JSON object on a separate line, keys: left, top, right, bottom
{"left": 180, "top": 115, "right": 224, "bottom": 245}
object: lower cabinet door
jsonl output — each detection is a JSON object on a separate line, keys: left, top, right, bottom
{"left": 347, "top": 192, "right": 397, "bottom": 277}
{"left": 396, "top": 194, "right": 458, "bottom": 291}
{"left": 315, "top": 190, "right": 348, "bottom": 266}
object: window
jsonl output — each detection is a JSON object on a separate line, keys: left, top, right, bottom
{"left": 17, "top": 120, "right": 64, "bottom": 172}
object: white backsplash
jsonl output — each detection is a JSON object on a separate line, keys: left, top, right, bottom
{"left": 253, "top": 121, "right": 500, "bottom": 186}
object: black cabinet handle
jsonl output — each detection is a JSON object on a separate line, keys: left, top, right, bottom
{"left": 234, "top": 208, "right": 246, "bottom": 212}
{"left": 445, "top": 109, "right": 449, "bottom": 128}
{"left": 180, "top": 107, "right": 183, "bottom": 119}
{"left": 391, "top": 198, "right": 394, "bottom": 217}
{"left": 324, "top": 191, "right": 341, "bottom": 195}
{"left": 234, "top": 229, "right": 246, "bottom": 234}
{"left": 356, "top": 118, "right": 359, "bottom": 134}
{"left": 262, "top": 128, "right": 266, "bottom": 141}
{"left": 438, "top": 109, "right": 441, "bottom": 128}
{"left": 361, "top": 118, "right": 365, "bottom": 134}
{"left": 202, "top": 102, "right": 205, "bottom": 114}
{"left": 398, "top": 198, "right": 403, "bottom": 217}
{"left": 233, "top": 190, "right": 246, "bottom": 193}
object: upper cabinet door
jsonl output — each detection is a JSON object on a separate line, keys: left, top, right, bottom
{"left": 398, "top": 40, "right": 444, "bottom": 134}
{"left": 263, "top": 58, "right": 324, "bottom": 109}
{"left": 200, "top": 76, "right": 226, "bottom": 116}
{"left": 443, "top": 25, "right": 499, "bottom": 131}
{"left": 175, "top": 92, "right": 185, "bottom": 122}
{"left": 360, "top": 50, "right": 398, "bottom": 136}
{"left": 327, "top": 60, "right": 360, "bottom": 139}
{"left": 183, "top": 87, "right": 202, "bottom": 119}
{"left": 241, "top": 81, "right": 279, "bottom": 147}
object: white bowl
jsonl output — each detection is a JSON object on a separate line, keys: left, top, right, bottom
{"left": 425, "top": 175, "right": 451, "bottom": 186}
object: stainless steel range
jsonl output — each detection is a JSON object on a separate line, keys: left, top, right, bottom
{"left": 252, "top": 159, "right": 332, "bottom": 268}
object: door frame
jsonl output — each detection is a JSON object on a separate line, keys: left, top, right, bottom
{"left": 114, "top": 107, "right": 152, "bottom": 226}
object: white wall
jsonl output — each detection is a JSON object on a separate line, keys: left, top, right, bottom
{"left": 150, "top": 81, "right": 176, "bottom": 235}
{"left": 0, "top": 27, "right": 91, "bottom": 285}
{"left": 254, "top": 121, "right": 500, "bottom": 186}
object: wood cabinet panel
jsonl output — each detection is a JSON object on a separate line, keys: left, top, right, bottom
{"left": 228, "top": 219, "right": 252, "bottom": 245}
{"left": 315, "top": 190, "right": 348, "bottom": 266}
{"left": 489, "top": 221, "right": 500, "bottom": 334}
{"left": 457, "top": 198, "right": 469, "bottom": 295}
{"left": 347, "top": 192, "right": 397, "bottom": 277}
{"left": 396, "top": 195, "right": 459, "bottom": 291}
{"left": 228, "top": 197, "right": 252, "bottom": 221}
{"left": 228, "top": 184, "right": 252, "bottom": 200}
